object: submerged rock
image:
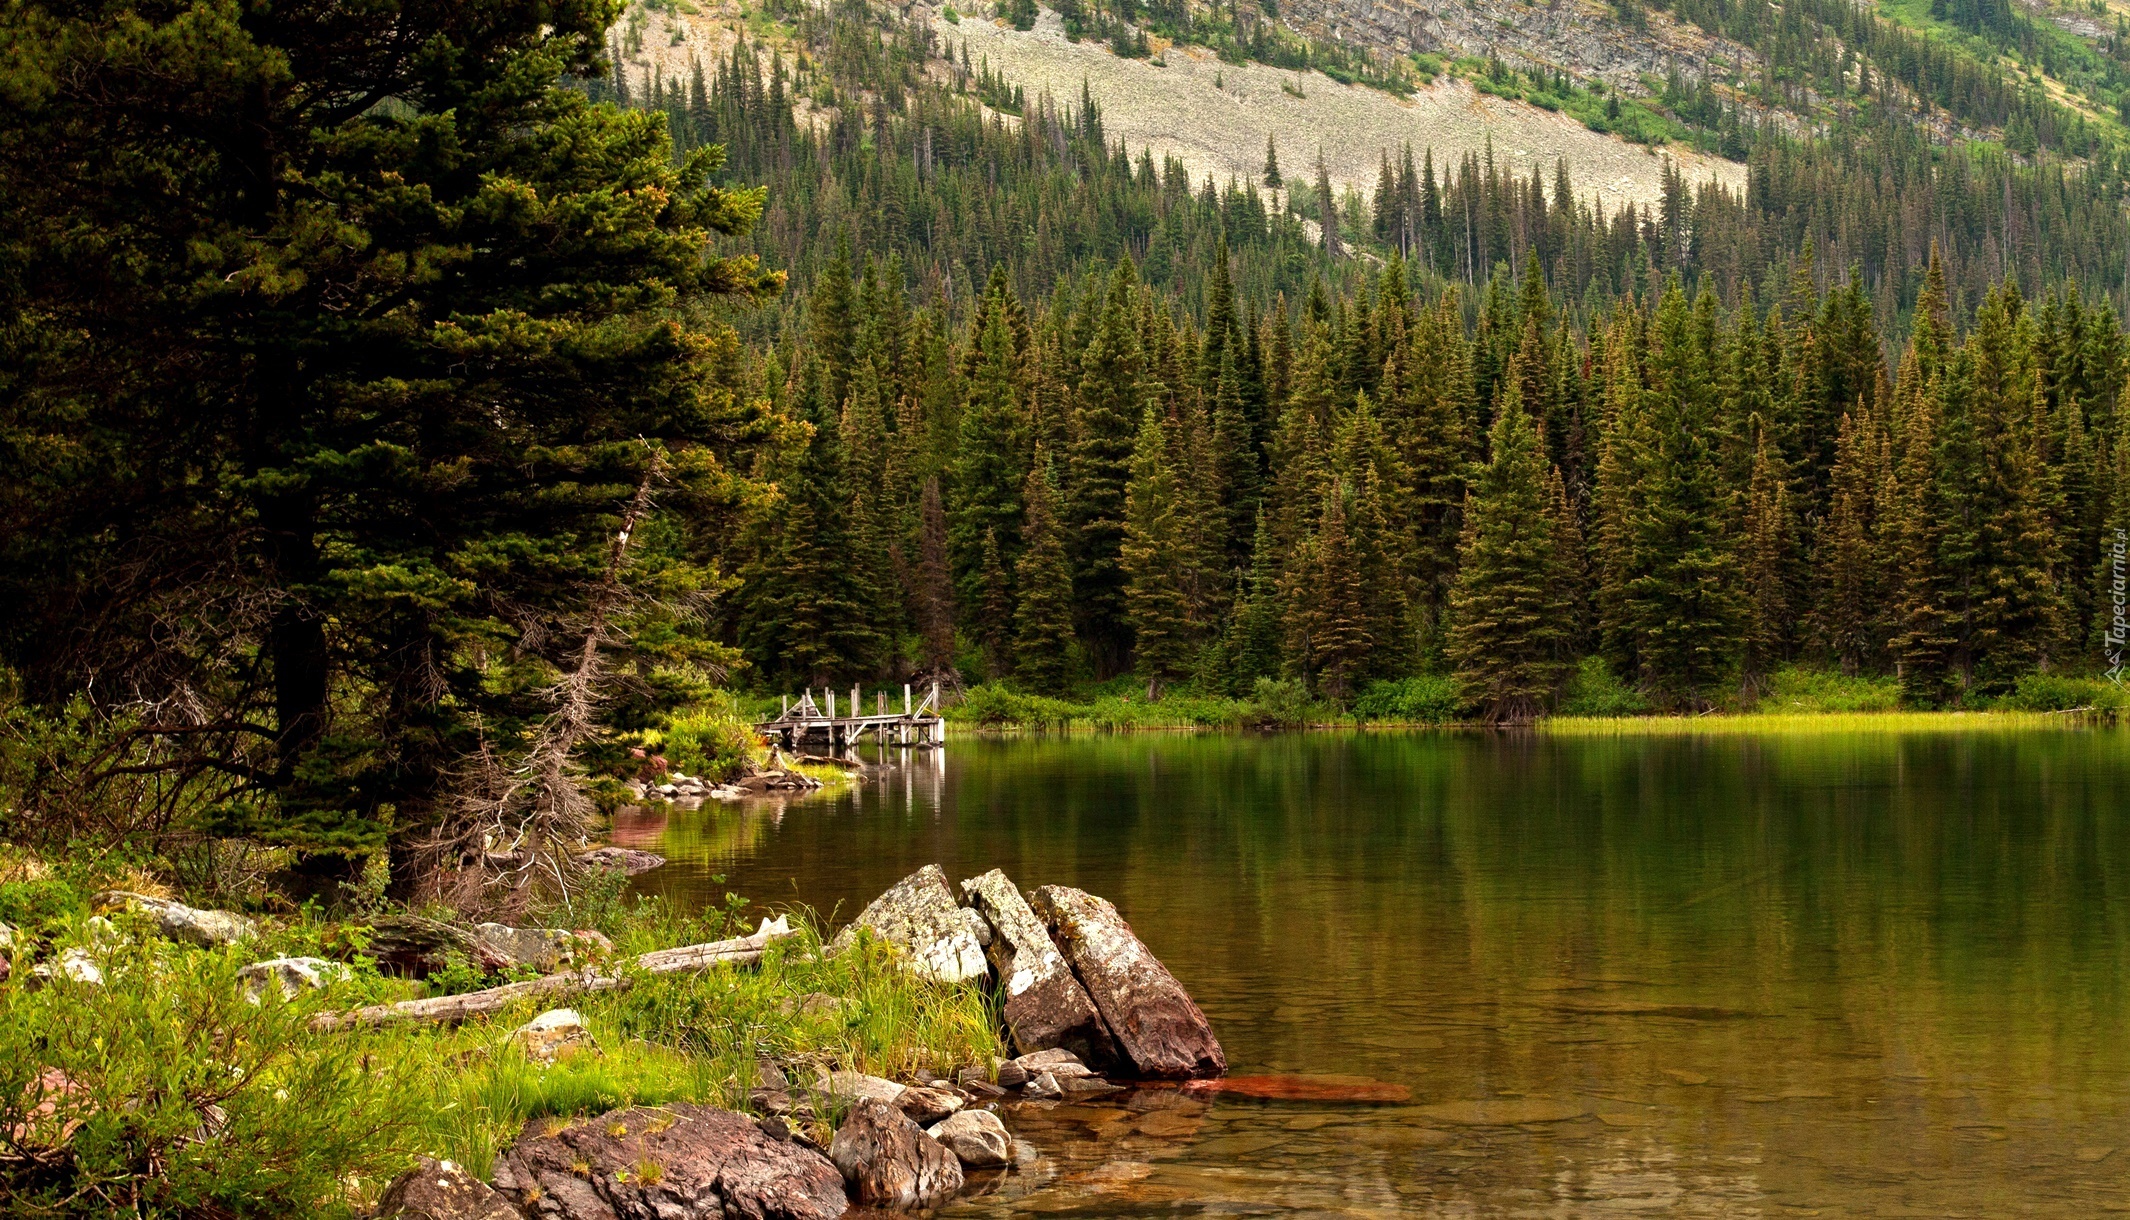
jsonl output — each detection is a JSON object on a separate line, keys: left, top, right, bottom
{"left": 1027, "top": 886, "right": 1225, "bottom": 1080}
{"left": 238, "top": 956, "right": 352, "bottom": 1001}
{"left": 826, "top": 865, "right": 990, "bottom": 984}
{"left": 827, "top": 1096, "right": 963, "bottom": 1209}
{"left": 92, "top": 891, "right": 254, "bottom": 947}
{"left": 1191, "top": 1074, "right": 1411, "bottom": 1102}
{"left": 960, "top": 870, "right": 1115, "bottom": 1067}
{"left": 495, "top": 1104, "right": 847, "bottom": 1220}
{"left": 928, "top": 1108, "right": 1012, "bottom": 1168}
{"left": 575, "top": 847, "right": 666, "bottom": 876}
{"left": 378, "top": 1156, "right": 524, "bottom": 1220}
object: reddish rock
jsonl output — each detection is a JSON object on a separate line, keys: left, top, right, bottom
{"left": 1188, "top": 1074, "right": 1411, "bottom": 1102}
{"left": 959, "top": 870, "right": 1116, "bottom": 1068}
{"left": 378, "top": 1156, "right": 524, "bottom": 1219}
{"left": 491, "top": 1104, "right": 846, "bottom": 1220}
{"left": 827, "top": 1097, "right": 963, "bottom": 1209}
{"left": 1026, "top": 886, "right": 1226, "bottom": 1080}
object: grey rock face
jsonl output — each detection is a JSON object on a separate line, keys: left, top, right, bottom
{"left": 238, "top": 956, "right": 352, "bottom": 1000}
{"left": 92, "top": 891, "right": 255, "bottom": 947}
{"left": 1027, "top": 885, "right": 1226, "bottom": 1079}
{"left": 959, "top": 869, "right": 1116, "bottom": 1067}
{"left": 927, "top": 1109, "right": 1013, "bottom": 1169}
{"left": 377, "top": 1156, "right": 525, "bottom": 1220}
{"left": 826, "top": 865, "right": 989, "bottom": 984}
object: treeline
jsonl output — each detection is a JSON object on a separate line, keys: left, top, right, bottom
{"left": 610, "top": 0, "right": 2130, "bottom": 346}
{"left": 730, "top": 236, "right": 2129, "bottom": 715}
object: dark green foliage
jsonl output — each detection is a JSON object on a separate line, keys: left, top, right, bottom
{"left": 1448, "top": 383, "right": 1569, "bottom": 722}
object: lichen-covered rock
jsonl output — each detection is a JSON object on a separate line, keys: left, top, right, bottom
{"left": 473, "top": 924, "right": 613, "bottom": 973}
{"left": 826, "top": 865, "right": 989, "bottom": 984}
{"left": 378, "top": 1156, "right": 525, "bottom": 1219}
{"left": 1027, "top": 886, "right": 1226, "bottom": 1080}
{"left": 91, "top": 891, "right": 254, "bottom": 947}
{"left": 492, "top": 1104, "right": 846, "bottom": 1220}
{"left": 927, "top": 1109, "right": 1012, "bottom": 1169}
{"left": 238, "top": 956, "right": 352, "bottom": 1001}
{"left": 27, "top": 948, "right": 103, "bottom": 988}
{"left": 960, "top": 870, "right": 1116, "bottom": 1067}
{"left": 512, "top": 1009, "right": 593, "bottom": 1063}
{"left": 827, "top": 1097, "right": 963, "bottom": 1208}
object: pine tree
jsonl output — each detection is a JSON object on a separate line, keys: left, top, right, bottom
{"left": 1447, "top": 383, "right": 1567, "bottom": 722}
{"left": 913, "top": 475, "right": 958, "bottom": 677}
{"left": 1069, "top": 259, "right": 1144, "bottom": 676}
{"left": 1283, "top": 492, "right": 1370, "bottom": 701}
{"left": 1815, "top": 410, "right": 1888, "bottom": 674}
{"left": 950, "top": 284, "right": 1029, "bottom": 612}
{"left": 976, "top": 528, "right": 1013, "bottom": 679}
{"left": 1013, "top": 450, "right": 1078, "bottom": 694}
{"left": 1313, "top": 152, "right": 1343, "bottom": 259}
{"left": 1740, "top": 431, "right": 1797, "bottom": 691}
{"left": 1262, "top": 135, "right": 1283, "bottom": 189}
{"left": 1122, "top": 408, "right": 1195, "bottom": 696}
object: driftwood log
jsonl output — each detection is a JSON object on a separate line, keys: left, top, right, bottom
{"left": 310, "top": 916, "right": 795, "bottom": 1031}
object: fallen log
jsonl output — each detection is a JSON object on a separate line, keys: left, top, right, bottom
{"left": 310, "top": 916, "right": 795, "bottom": 1031}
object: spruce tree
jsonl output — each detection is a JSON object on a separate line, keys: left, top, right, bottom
{"left": 950, "top": 287, "right": 1029, "bottom": 612}
{"left": 1069, "top": 259, "right": 1145, "bottom": 676}
{"left": 1262, "top": 136, "right": 1283, "bottom": 189}
{"left": 1447, "top": 384, "right": 1567, "bottom": 722}
{"left": 1122, "top": 408, "right": 1195, "bottom": 696}
{"left": 1013, "top": 451, "right": 1078, "bottom": 694}
{"left": 1740, "top": 431, "right": 1797, "bottom": 691}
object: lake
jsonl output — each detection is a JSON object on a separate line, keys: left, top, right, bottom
{"left": 620, "top": 727, "right": 2130, "bottom": 1217}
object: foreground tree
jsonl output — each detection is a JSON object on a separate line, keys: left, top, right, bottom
{"left": 0, "top": 0, "right": 780, "bottom": 903}
{"left": 1447, "top": 386, "right": 1567, "bottom": 722}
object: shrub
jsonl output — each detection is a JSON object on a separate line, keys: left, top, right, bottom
{"left": 659, "top": 693, "right": 760, "bottom": 781}
{"left": 1352, "top": 675, "right": 1461, "bottom": 723}
{"left": 1758, "top": 665, "right": 1903, "bottom": 713}
{"left": 1998, "top": 672, "right": 2130, "bottom": 713}
{"left": 1556, "top": 657, "right": 1649, "bottom": 717}
{"left": 1242, "top": 677, "right": 1314, "bottom": 728}
{"left": 948, "top": 683, "right": 1081, "bottom": 729}
{"left": 0, "top": 940, "right": 420, "bottom": 1217}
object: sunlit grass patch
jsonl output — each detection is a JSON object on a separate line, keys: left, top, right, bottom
{"left": 1544, "top": 710, "right": 2085, "bottom": 735}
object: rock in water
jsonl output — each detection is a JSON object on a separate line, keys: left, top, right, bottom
{"left": 927, "top": 1109, "right": 1012, "bottom": 1169}
{"left": 828, "top": 1097, "right": 964, "bottom": 1208}
{"left": 91, "top": 891, "right": 254, "bottom": 947}
{"left": 960, "top": 869, "right": 1116, "bottom": 1067}
{"left": 826, "top": 865, "right": 990, "bottom": 984}
{"left": 378, "top": 1156, "right": 524, "bottom": 1220}
{"left": 1026, "top": 886, "right": 1226, "bottom": 1080}
{"left": 493, "top": 1104, "right": 846, "bottom": 1220}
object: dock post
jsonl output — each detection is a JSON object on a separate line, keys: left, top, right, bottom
{"left": 781, "top": 694, "right": 789, "bottom": 718}
{"left": 851, "top": 685, "right": 859, "bottom": 724}
{"left": 903, "top": 684, "right": 911, "bottom": 714}
{"left": 827, "top": 689, "right": 834, "bottom": 720}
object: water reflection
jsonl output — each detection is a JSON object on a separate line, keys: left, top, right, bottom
{"left": 633, "top": 729, "right": 2130, "bottom": 1216}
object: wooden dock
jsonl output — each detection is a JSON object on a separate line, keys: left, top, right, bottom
{"left": 757, "top": 682, "right": 946, "bottom": 751}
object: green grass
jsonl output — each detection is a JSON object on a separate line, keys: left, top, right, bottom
{"left": 0, "top": 862, "right": 1001, "bottom": 1216}
{"left": 1544, "top": 710, "right": 2091, "bottom": 735}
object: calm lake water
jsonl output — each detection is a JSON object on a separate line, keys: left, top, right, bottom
{"left": 621, "top": 728, "right": 2130, "bottom": 1217}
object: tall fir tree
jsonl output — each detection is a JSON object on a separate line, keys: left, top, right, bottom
{"left": 1121, "top": 408, "right": 1195, "bottom": 696}
{"left": 1447, "top": 383, "right": 1568, "bottom": 722}
{"left": 1013, "top": 450, "right": 1079, "bottom": 694}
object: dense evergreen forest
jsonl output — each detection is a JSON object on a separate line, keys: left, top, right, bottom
{"left": 600, "top": 1, "right": 2130, "bottom": 716}
{"left": 5, "top": 0, "right": 2130, "bottom": 875}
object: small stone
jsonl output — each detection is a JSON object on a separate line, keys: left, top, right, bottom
{"left": 963, "top": 1078, "right": 1007, "bottom": 1099}
{"left": 1059, "top": 1075, "right": 1125, "bottom": 1097}
{"left": 28, "top": 948, "right": 103, "bottom": 988}
{"left": 820, "top": 1070, "right": 904, "bottom": 1106}
{"left": 1023, "top": 1071, "right": 1063, "bottom": 1100}
{"left": 896, "top": 1085, "right": 965, "bottom": 1125}
{"left": 829, "top": 1096, "right": 963, "bottom": 1208}
{"left": 512, "top": 1008, "right": 593, "bottom": 1063}
{"left": 238, "top": 956, "right": 351, "bottom": 1001}
{"left": 574, "top": 847, "right": 666, "bottom": 876}
{"left": 995, "top": 1062, "right": 1031, "bottom": 1089}
{"left": 928, "top": 1108, "right": 1012, "bottom": 1168}
{"left": 756, "top": 1058, "right": 789, "bottom": 1090}
{"left": 377, "top": 1156, "right": 524, "bottom": 1220}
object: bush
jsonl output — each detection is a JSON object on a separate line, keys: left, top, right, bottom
{"left": 1352, "top": 675, "right": 1461, "bottom": 723}
{"left": 0, "top": 939, "right": 420, "bottom": 1217}
{"left": 1998, "top": 672, "right": 2130, "bottom": 713}
{"left": 1556, "top": 657, "right": 1649, "bottom": 717}
{"left": 950, "top": 683, "right": 1082, "bottom": 729}
{"left": 1758, "top": 665, "right": 1903, "bottom": 713}
{"left": 1242, "top": 677, "right": 1313, "bottom": 728}
{"left": 659, "top": 692, "right": 760, "bottom": 780}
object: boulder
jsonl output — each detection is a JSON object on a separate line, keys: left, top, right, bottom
{"left": 28, "top": 948, "right": 103, "bottom": 988}
{"left": 818, "top": 1070, "right": 903, "bottom": 1107}
{"left": 959, "top": 870, "right": 1115, "bottom": 1066}
{"left": 1026, "top": 886, "right": 1226, "bottom": 1080}
{"left": 91, "top": 891, "right": 254, "bottom": 947}
{"left": 492, "top": 1104, "right": 846, "bottom": 1220}
{"left": 926, "top": 1109, "right": 1012, "bottom": 1169}
{"left": 827, "top": 1097, "right": 963, "bottom": 1209}
{"left": 826, "top": 865, "right": 989, "bottom": 985}
{"left": 512, "top": 1009, "right": 593, "bottom": 1063}
{"left": 894, "top": 1085, "right": 964, "bottom": 1125}
{"left": 1010, "top": 1048, "right": 1093, "bottom": 1078}
{"left": 378, "top": 1156, "right": 524, "bottom": 1220}
{"left": 575, "top": 847, "right": 666, "bottom": 876}
{"left": 366, "top": 915, "right": 494, "bottom": 978}
{"left": 238, "top": 956, "right": 352, "bottom": 1001}
{"left": 473, "top": 924, "right": 613, "bottom": 973}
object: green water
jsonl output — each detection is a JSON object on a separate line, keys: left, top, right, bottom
{"left": 623, "top": 728, "right": 2130, "bottom": 1216}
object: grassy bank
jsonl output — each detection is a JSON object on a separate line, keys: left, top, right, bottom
{"left": 0, "top": 853, "right": 999, "bottom": 1217}
{"left": 932, "top": 665, "right": 2127, "bottom": 732}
